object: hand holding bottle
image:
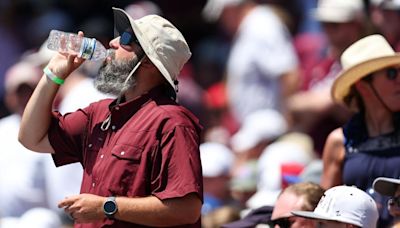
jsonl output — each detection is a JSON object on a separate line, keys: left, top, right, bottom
{"left": 46, "top": 31, "right": 87, "bottom": 80}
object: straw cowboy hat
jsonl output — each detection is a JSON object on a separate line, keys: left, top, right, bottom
{"left": 112, "top": 7, "right": 191, "bottom": 91}
{"left": 331, "top": 34, "right": 400, "bottom": 104}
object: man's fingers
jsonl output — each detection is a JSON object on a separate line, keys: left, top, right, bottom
{"left": 58, "top": 195, "right": 77, "bottom": 208}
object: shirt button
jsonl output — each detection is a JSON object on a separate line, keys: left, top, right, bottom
{"left": 88, "top": 144, "right": 93, "bottom": 148}
{"left": 100, "top": 154, "right": 104, "bottom": 159}
{"left": 120, "top": 151, "right": 125, "bottom": 156}
{"left": 115, "top": 106, "right": 120, "bottom": 110}
{"left": 111, "top": 125, "right": 116, "bottom": 130}
{"left": 92, "top": 182, "right": 96, "bottom": 187}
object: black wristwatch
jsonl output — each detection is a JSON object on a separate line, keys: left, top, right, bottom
{"left": 103, "top": 196, "right": 118, "bottom": 219}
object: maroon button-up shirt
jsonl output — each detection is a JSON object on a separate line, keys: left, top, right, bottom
{"left": 48, "top": 86, "right": 203, "bottom": 228}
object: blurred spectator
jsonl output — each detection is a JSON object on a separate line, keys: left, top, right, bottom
{"left": 202, "top": 206, "right": 241, "bottom": 228}
{"left": 288, "top": 0, "right": 368, "bottom": 154}
{"left": 223, "top": 182, "right": 324, "bottom": 228}
{"left": 373, "top": 177, "right": 400, "bottom": 227}
{"left": 202, "top": 0, "right": 299, "bottom": 124}
{"left": 124, "top": 1, "right": 163, "bottom": 19}
{"left": 230, "top": 160, "right": 258, "bottom": 209}
{"left": 0, "top": 61, "right": 48, "bottom": 217}
{"left": 0, "top": 25, "right": 23, "bottom": 118}
{"left": 229, "top": 109, "right": 289, "bottom": 207}
{"left": 1, "top": 208, "right": 62, "bottom": 228}
{"left": 200, "top": 142, "right": 235, "bottom": 215}
{"left": 322, "top": 34, "right": 400, "bottom": 226}
{"left": 230, "top": 109, "right": 288, "bottom": 170}
{"left": 370, "top": 0, "right": 400, "bottom": 51}
{"left": 202, "top": 82, "right": 238, "bottom": 144}
{"left": 298, "top": 159, "right": 323, "bottom": 185}
{"left": 246, "top": 132, "right": 314, "bottom": 209}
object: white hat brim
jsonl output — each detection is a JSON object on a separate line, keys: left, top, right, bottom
{"left": 292, "top": 211, "right": 333, "bottom": 221}
{"left": 331, "top": 55, "right": 400, "bottom": 105}
{"left": 292, "top": 211, "right": 360, "bottom": 226}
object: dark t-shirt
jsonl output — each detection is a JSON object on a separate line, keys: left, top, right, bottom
{"left": 343, "top": 113, "right": 400, "bottom": 227}
{"left": 48, "top": 86, "right": 203, "bottom": 228}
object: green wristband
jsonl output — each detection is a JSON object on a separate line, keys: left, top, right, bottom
{"left": 43, "top": 66, "right": 65, "bottom": 85}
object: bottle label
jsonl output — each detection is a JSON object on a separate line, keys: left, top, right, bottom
{"left": 80, "top": 38, "right": 96, "bottom": 60}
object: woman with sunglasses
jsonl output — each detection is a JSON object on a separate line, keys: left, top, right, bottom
{"left": 321, "top": 34, "right": 400, "bottom": 227}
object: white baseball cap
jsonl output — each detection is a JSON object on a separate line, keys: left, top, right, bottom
{"left": 112, "top": 7, "right": 191, "bottom": 91}
{"left": 200, "top": 142, "right": 234, "bottom": 177}
{"left": 292, "top": 186, "right": 379, "bottom": 228}
{"left": 230, "top": 109, "right": 287, "bottom": 152}
{"left": 312, "top": 0, "right": 364, "bottom": 23}
{"left": 373, "top": 177, "right": 400, "bottom": 196}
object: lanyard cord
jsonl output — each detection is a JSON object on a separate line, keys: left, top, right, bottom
{"left": 100, "top": 55, "right": 146, "bottom": 131}
{"left": 367, "top": 82, "right": 391, "bottom": 113}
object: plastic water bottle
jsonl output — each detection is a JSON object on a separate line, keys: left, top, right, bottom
{"left": 47, "top": 30, "right": 109, "bottom": 61}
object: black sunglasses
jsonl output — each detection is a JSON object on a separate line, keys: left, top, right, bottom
{"left": 363, "top": 68, "right": 399, "bottom": 82}
{"left": 267, "top": 217, "right": 294, "bottom": 228}
{"left": 120, "top": 31, "right": 141, "bottom": 48}
{"left": 386, "top": 68, "right": 400, "bottom": 81}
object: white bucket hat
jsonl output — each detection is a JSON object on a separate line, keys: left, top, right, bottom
{"left": 331, "top": 34, "right": 400, "bottom": 105}
{"left": 312, "top": 0, "right": 364, "bottom": 23}
{"left": 292, "top": 185, "right": 379, "bottom": 228}
{"left": 373, "top": 177, "right": 400, "bottom": 196}
{"left": 112, "top": 7, "right": 191, "bottom": 91}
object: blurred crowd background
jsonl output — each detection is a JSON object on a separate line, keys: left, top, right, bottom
{"left": 2, "top": 0, "right": 400, "bottom": 227}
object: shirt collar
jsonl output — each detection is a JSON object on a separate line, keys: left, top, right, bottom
{"left": 107, "top": 85, "right": 166, "bottom": 128}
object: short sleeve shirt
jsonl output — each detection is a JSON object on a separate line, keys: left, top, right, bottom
{"left": 48, "top": 86, "right": 203, "bottom": 228}
{"left": 226, "top": 5, "right": 298, "bottom": 123}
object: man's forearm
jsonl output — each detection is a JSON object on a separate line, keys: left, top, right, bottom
{"left": 59, "top": 193, "right": 202, "bottom": 226}
{"left": 18, "top": 75, "right": 60, "bottom": 152}
{"left": 115, "top": 194, "right": 201, "bottom": 226}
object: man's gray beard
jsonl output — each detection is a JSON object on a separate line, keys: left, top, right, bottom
{"left": 95, "top": 53, "right": 139, "bottom": 96}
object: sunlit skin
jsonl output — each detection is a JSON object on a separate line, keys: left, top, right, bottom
{"left": 315, "top": 220, "right": 358, "bottom": 228}
{"left": 271, "top": 191, "right": 316, "bottom": 228}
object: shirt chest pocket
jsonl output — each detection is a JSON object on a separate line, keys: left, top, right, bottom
{"left": 111, "top": 144, "right": 143, "bottom": 161}
{"left": 107, "top": 144, "right": 144, "bottom": 195}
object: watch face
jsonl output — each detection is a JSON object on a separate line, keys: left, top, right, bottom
{"left": 104, "top": 200, "right": 117, "bottom": 214}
